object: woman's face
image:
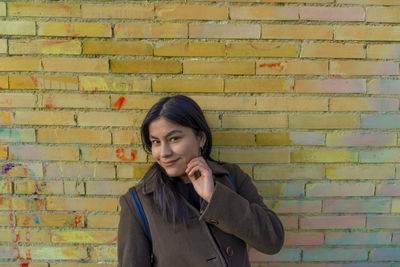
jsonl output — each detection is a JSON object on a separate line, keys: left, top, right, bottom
{"left": 149, "top": 117, "right": 205, "bottom": 180}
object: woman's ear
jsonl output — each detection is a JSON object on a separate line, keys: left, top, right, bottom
{"left": 199, "top": 131, "right": 206, "bottom": 149}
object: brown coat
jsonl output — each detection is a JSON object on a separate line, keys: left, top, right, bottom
{"left": 118, "top": 160, "right": 284, "bottom": 267}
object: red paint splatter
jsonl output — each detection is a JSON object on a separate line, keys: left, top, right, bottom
{"left": 30, "top": 76, "right": 38, "bottom": 88}
{"left": 259, "top": 62, "right": 287, "bottom": 72}
{"left": 44, "top": 40, "right": 67, "bottom": 46}
{"left": 9, "top": 212, "right": 14, "bottom": 226}
{"left": 116, "top": 148, "right": 137, "bottom": 162}
{"left": 94, "top": 87, "right": 98, "bottom": 91}
{"left": 11, "top": 229, "right": 20, "bottom": 242}
{"left": 112, "top": 96, "right": 126, "bottom": 109}
{"left": 259, "top": 63, "right": 267, "bottom": 68}
{"left": 227, "top": 43, "right": 232, "bottom": 49}
{"left": 74, "top": 215, "right": 82, "bottom": 227}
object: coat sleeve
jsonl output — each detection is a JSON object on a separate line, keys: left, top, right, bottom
{"left": 118, "top": 192, "right": 153, "bottom": 267}
{"left": 198, "top": 164, "right": 284, "bottom": 255}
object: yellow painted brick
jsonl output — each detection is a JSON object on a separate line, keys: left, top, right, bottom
{"left": 205, "top": 113, "right": 221, "bottom": 129}
{"left": 227, "top": 42, "right": 298, "bottom": 58}
{"left": 87, "top": 181, "right": 137, "bottom": 195}
{"left": 46, "top": 197, "right": 118, "bottom": 211}
{"left": 154, "top": 42, "right": 225, "bottom": 57}
{"left": 0, "top": 197, "right": 45, "bottom": 211}
{"left": 0, "top": 212, "right": 14, "bottom": 226}
{"left": 78, "top": 111, "right": 144, "bottom": 127}
{"left": 367, "top": 7, "right": 400, "bottom": 23}
{"left": 9, "top": 75, "right": 78, "bottom": 90}
{"left": 111, "top": 59, "right": 181, "bottom": 74}
{"left": 0, "top": 181, "right": 11, "bottom": 194}
{"left": 0, "top": 229, "right": 50, "bottom": 242}
{"left": 111, "top": 95, "right": 161, "bottom": 110}
{"left": 87, "top": 214, "right": 119, "bottom": 229}
{"left": 15, "top": 111, "right": 75, "bottom": 126}
{"left": 1, "top": 264, "right": 48, "bottom": 267}
{"left": 8, "top": 2, "right": 79, "bottom": 17}
{"left": 0, "top": 2, "right": 4, "bottom": 16}
{"left": 81, "top": 147, "right": 147, "bottom": 163}
{"left": 111, "top": 130, "right": 142, "bottom": 145}
{"left": 38, "top": 129, "right": 111, "bottom": 144}
{"left": 0, "top": 21, "right": 35, "bottom": 35}
{"left": 335, "top": 26, "right": 400, "bottom": 41}
{"left": 24, "top": 246, "right": 87, "bottom": 260}
{"left": 83, "top": 41, "right": 152, "bottom": 56}
{"left": 90, "top": 246, "right": 117, "bottom": 261}
{"left": 0, "top": 75, "right": 7, "bottom": 89}
{"left": 190, "top": 24, "right": 260, "bottom": 39}
{"left": 192, "top": 96, "right": 255, "bottom": 111}
{"left": 220, "top": 148, "right": 290, "bottom": 163}
{"left": 213, "top": 132, "right": 254, "bottom": 146}
{"left": 115, "top": 23, "right": 187, "bottom": 38}
{"left": 14, "top": 181, "right": 84, "bottom": 195}
{"left": 0, "top": 39, "right": 6, "bottom": 53}
{"left": 16, "top": 213, "right": 84, "bottom": 227}
{"left": 184, "top": 60, "right": 254, "bottom": 75}
{"left": 82, "top": 4, "right": 153, "bottom": 19}
{"left": 256, "top": 132, "right": 292, "bottom": 146}
{"left": 257, "top": 97, "right": 328, "bottom": 111}
{"left": 0, "top": 93, "right": 36, "bottom": 108}
{"left": 156, "top": 5, "right": 228, "bottom": 20}
{"left": 289, "top": 114, "right": 360, "bottom": 129}
{"left": 9, "top": 145, "right": 79, "bottom": 161}
{"left": 80, "top": 76, "right": 150, "bottom": 92}
{"left": 52, "top": 230, "right": 117, "bottom": 244}
{"left": 326, "top": 164, "right": 395, "bottom": 180}
{"left": 257, "top": 60, "right": 328, "bottom": 75}
{"left": 117, "top": 164, "right": 152, "bottom": 179}
{"left": 0, "top": 57, "right": 41, "bottom": 72}
{"left": 330, "top": 60, "right": 399, "bottom": 76}
{"left": 225, "top": 78, "right": 293, "bottom": 93}
{"left": 301, "top": 43, "right": 365, "bottom": 59}
{"left": 44, "top": 162, "right": 115, "bottom": 179}
{"left": 50, "top": 264, "right": 116, "bottom": 267}
{"left": 254, "top": 165, "right": 324, "bottom": 180}
{"left": 38, "top": 22, "right": 111, "bottom": 37}
{"left": 392, "top": 199, "right": 400, "bottom": 213}
{"left": 230, "top": 6, "right": 298, "bottom": 20}
{"left": 9, "top": 39, "right": 81, "bottom": 55}
{"left": 153, "top": 77, "right": 223, "bottom": 93}
{"left": 367, "top": 44, "right": 400, "bottom": 59}
{"left": 194, "top": 0, "right": 333, "bottom": 3}
{"left": 330, "top": 97, "right": 399, "bottom": 111}
{"left": 42, "top": 58, "right": 109, "bottom": 73}
{"left": 291, "top": 150, "right": 358, "bottom": 163}
{"left": 222, "top": 114, "right": 287, "bottom": 129}
{"left": 0, "top": 145, "right": 6, "bottom": 160}
{"left": 262, "top": 25, "right": 333, "bottom": 40}
{"left": 38, "top": 93, "right": 109, "bottom": 109}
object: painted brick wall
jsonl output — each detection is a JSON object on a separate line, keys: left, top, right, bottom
{"left": 1, "top": 0, "right": 400, "bottom": 266}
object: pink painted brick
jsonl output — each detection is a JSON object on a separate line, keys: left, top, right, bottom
{"left": 44, "top": 163, "right": 115, "bottom": 179}
{"left": 285, "top": 232, "right": 324, "bottom": 246}
{"left": 300, "top": 215, "right": 365, "bottom": 229}
{"left": 376, "top": 182, "right": 400, "bottom": 196}
{"left": 264, "top": 200, "right": 321, "bottom": 214}
{"left": 8, "top": 145, "right": 79, "bottom": 161}
{"left": 367, "top": 215, "right": 400, "bottom": 229}
{"left": 230, "top": 6, "right": 298, "bottom": 20}
{"left": 189, "top": 24, "right": 260, "bottom": 39}
{"left": 300, "top": 7, "right": 365, "bottom": 21}
{"left": 325, "top": 231, "right": 391, "bottom": 245}
{"left": 326, "top": 132, "right": 397, "bottom": 147}
{"left": 323, "top": 198, "right": 391, "bottom": 213}
{"left": 330, "top": 60, "right": 399, "bottom": 76}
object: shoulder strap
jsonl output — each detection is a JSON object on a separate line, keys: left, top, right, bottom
{"left": 228, "top": 175, "right": 237, "bottom": 191}
{"left": 129, "top": 187, "right": 152, "bottom": 241}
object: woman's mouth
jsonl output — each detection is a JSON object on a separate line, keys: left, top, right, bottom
{"left": 162, "top": 159, "right": 179, "bottom": 167}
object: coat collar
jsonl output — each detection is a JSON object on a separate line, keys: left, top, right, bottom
{"left": 141, "top": 160, "right": 229, "bottom": 195}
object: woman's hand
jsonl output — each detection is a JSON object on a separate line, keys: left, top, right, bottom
{"left": 185, "top": 157, "right": 214, "bottom": 202}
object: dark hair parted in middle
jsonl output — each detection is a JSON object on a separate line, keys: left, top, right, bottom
{"left": 140, "top": 95, "right": 214, "bottom": 225}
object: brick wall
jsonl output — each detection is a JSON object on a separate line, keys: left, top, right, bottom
{"left": 1, "top": 0, "right": 400, "bottom": 266}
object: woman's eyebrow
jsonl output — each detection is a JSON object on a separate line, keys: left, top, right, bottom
{"left": 149, "top": 130, "right": 183, "bottom": 139}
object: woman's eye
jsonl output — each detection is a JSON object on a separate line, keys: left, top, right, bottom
{"left": 151, "top": 140, "right": 160, "bottom": 144}
{"left": 170, "top": 136, "right": 180, "bottom": 142}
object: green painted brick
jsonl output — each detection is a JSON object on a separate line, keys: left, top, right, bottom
{"left": 303, "top": 248, "right": 368, "bottom": 262}
{"left": 0, "top": 21, "right": 36, "bottom": 35}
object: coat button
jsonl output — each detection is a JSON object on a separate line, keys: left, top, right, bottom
{"left": 226, "top": 246, "right": 234, "bottom": 257}
{"left": 207, "top": 219, "right": 219, "bottom": 225}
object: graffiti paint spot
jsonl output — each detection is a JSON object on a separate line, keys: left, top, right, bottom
{"left": 44, "top": 40, "right": 67, "bottom": 46}
{"left": 11, "top": 229, "right": 20, "bottom": 242}
{"left": 112, "top": 96, "right": 126, "bottom": 109}
{"left": 116, "top": 148, "right": 137, "bottom": 162}
{"left": 74, "top": 215, "right": 82, "bottom": 227}
{"left": 259, "top": 62, "right": 286, "bottom": 72}
{"left": 32, "top": 214, "right": 40, "bottom": 225}
{"left": 1, "top": 163, "right": 16, "bottom": 175}
{"left": 30, "top": 76, "right": 38, "bottom": 88}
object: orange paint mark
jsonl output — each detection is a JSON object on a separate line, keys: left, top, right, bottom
{"left": 112, "top": 96, "right": 126, "bottom": 109}
{"left": 259, "top": 63, "right": 267, "bottom": 68}
{"left": 227, "top": 43, "right": 232, "bottom": 49}
{"left": 94, "top": 87, "right": 98, "bottom": 91}
{"left": 74, "top": 215, "right": 82, "bottom": 227}
{"left": 9, "top": 212, "right": 14, "bottom": 226}
{"left": 116, "top": 148, "right": 137, "bottom": 162}
{"left": 81, "top": 86, "right": 85, "bottom": 91}
{"left": 259, "top": 62, "right": 286, "bottom": 72}
{"left": 44, "top": 40, "right": 67, "bottom": 46}
{"left": 11, "top": 229, "right": 20, "bottom": 242}
{"left": 30, "top": 76, "right": 38, "bottom": 88}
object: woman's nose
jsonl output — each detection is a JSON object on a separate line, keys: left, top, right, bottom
{"left": 160, "top": 142, "right": 172, "bottom": 157}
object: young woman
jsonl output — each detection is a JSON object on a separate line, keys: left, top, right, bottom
{"left": 118, "top": 95, "right": 284, "bottom": 267}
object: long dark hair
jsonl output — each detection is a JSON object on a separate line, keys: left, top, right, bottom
{"left": 141, "top": 95, "right": 213, "bottom": 225}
